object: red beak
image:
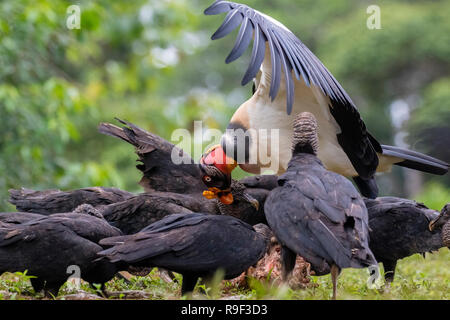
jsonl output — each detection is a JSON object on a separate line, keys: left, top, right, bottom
{"left": 200, "top": 145, "right": 237, "bottom": 175}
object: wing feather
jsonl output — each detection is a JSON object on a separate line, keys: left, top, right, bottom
{"left": 211, "top": 9, "right": 243, "bottom": 40}
{"left": 242, "top": 23, "right": 266, "bottom": 85}
{"left": 205, "top": 1, "right": 379, "bottom": 178}
{"left": 225, "top": 17, "right": 253, "bottom": 63}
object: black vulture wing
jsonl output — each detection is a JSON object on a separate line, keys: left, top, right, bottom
{"left": 99, "top": 213, "right": 266, "bottom": 277}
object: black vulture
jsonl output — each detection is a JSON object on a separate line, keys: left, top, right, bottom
{"left": 98, "top": 213, "right": 271, "bottom": 295}
{"left": 198, "top": 1, "right": 448, "bottom": 199}
{"left": 0, "top": 204, "right": 122, "bottom": 297}
{"left": 264, "top": 112, "right": 377, "bottom": 299}
{"left": 366, "top": 198, "right": 449, "bottom": 284}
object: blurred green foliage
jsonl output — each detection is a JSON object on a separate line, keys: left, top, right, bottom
{"left": 0, "top": 0, "right": 448, "bottom": 210}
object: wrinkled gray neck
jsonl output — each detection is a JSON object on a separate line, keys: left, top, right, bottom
{"left": 292, "top": 113, "right": 319, "bottom": 155}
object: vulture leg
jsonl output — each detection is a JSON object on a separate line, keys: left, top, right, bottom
{"left": 30, "top": 278, "right": 46, "bottom": 295}
{"left": 281, "top": 245, "right": 297, "bottom": 281}
{"left": 330, "top": 264, "right": 341, "bottom": 300}
{"left": 383, "top": 260, "right": 397, "bottom": 286}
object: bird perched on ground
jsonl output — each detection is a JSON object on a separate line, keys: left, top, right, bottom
{"left": 0, "top": 204, "right": 122, "bottom": 297}
{"left": 98, "top": 213, "right": 271, "bottom": 295}
{"left": 199, "top": 1, "right": 448, "bottom": 199}
{"left": 366, "top": 198, "right": 449, "bottom": 284}
{"left": 265, "top": 112, "right": 377, "bottom": 299}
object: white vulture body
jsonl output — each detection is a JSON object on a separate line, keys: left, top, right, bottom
{"left": 205, "top": 1, "right": 448, "bottom": 198}
{"left": 227, "top": 47, "right": 363, "bottom": 176}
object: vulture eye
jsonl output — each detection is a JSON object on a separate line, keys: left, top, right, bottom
{"left": 204, "top": 176, "right": 212, "bottom": 182}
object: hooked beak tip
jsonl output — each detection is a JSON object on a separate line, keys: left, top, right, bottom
{"left": 251, "top": 199, "right": 260, "bottom": 211}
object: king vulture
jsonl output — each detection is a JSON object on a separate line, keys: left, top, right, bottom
{"left": 199, "top": 1, "right": 448, "bottom": 199}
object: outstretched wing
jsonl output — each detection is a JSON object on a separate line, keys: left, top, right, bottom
{"left": 206, "top": 0, "right": 353, "bottom": 114}
{"left": 205, "top": 1, "right": 379, "bottom": 179}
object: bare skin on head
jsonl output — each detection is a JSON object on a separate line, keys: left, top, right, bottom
{"left": 429, "top": 203, "right": 450, "bottom": 247}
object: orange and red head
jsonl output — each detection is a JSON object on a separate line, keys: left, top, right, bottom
{"left": 199, "top": 145, "right": 237, "bottom": 204}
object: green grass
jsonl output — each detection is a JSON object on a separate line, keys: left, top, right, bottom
{"left": 0, "top": 249, "right": 448, "bottom": 300}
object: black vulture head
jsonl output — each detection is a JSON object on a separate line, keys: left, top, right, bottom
{"left": 429, "top": 203, "right": 450, "bottom": 231}
{"left": 292, "top": 112, "right": 319, "bottom": 155}
{"left": 73, "top": 204, "right": 103, "bottom": 219}
{"left": 429, "top": 203, "right": 450, "bottom": 247}
{"left": 215, "top": 180, "right": 260, "bottom": 218}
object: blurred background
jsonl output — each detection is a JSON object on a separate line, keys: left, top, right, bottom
{"left": 0, "top": 0, "right": 448, "bottom": 211}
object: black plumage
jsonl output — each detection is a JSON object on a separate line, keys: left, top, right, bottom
{"left": 264, "top": 112, "right": 376, "bottom": 299}
{"left": 99, "top": 179, "right": 261, "bottom": 233}
{"left": 10, "top": 119, "right": 266, "bottom": 230}
{"left": 98, "top": 192, "right": 216, "bottom": 234}
{"left": 0, "top": 211, "right": 44, "bottom": 224}
{"left": 9, "top": 179, "right": 262, "bottom": 235}
{"left": 98, "top": 213, "right": 271, "bottom": 295}
{"left": 367, "top": 198, "right": 450, "bottom": 283}
{"left": 0, "top": 205, "right": 122, "bottom": 297}
{"left": 9, "top": 187, "right": 133, "bottom": 215}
